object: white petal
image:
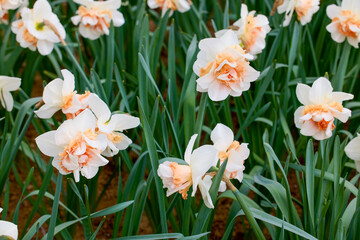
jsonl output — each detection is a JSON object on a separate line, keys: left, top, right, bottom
{"left": 0, "top": 76, "right": 21, "bottom": 91}
{"left": 0, "top": 220, "right": 18, "bottom": 240}
{"left": 42, "top": 78, "right": 63, "bottom": 106}
{"left": 61, "top": 69, "right": 75, "bottom": 96}
{"left": 35, "top": 131, "right": 63, "bottom": 157}
{"left": 114, "top": 133, "right": 132, "bottom": 150}
{"left": 208, "top": 80, "right": 231, "bottom": 102}
{"left": 184, "top": 134, "right": 197, "bottom": 164}
{"left": 1, "top": 90, "right": 14, "bottom": 111}
{"left": 88, "top": 93, "right": 111, "bottom": 122}
{"left": 210, "top": 123, "right": 234, "bottom": 151}
{"left": 345, "top": 135, "right": 360, "bottom": 161}
{"left": 198, "top": 175, "right": 214, "bottom": 208}
{"left": 111, "top": 114, "right": 140, "bottom": 131}
{"left": 35, "top": 104, "right": 60, "bottom": 118}
{"left": 309, "top": 77, "right": 333, "bottom": 104}
{"left": 296, "top": 83, "right": 311, "bottom": 105}
{"left": 37, "top": 40, "right": 54, "bottom": 56}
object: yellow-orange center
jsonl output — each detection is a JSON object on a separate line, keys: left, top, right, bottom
{"left": 169, "top": 162, "right": 192, "bottom": 199}
{"left": 295, "top": 0, "right": 312, "bottom": 20}
{"left": 218, "top": 141, "right": 240, "bottom": 162}
{"left": 78, "top": 6, "right": 112, "bottom": 29}
{"left": 332, "top": 10, "right": 360, "bottom": 38}
{"left": 240, "top": 14, "right": 263, "bottom": 52}
{"left": 302, "top": 103, "right": 343, "bottom": 131}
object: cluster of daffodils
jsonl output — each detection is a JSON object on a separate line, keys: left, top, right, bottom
{"left": 0, "top": 208, "right": 18, "bottom": 240}
{"left": 274, "top": 0, "right": 320, "bottom": 26}
{"left": 0, "top": 75, "right": 21, "bottom": 111}
{"left": 35, "top": 69, "right": 139, "bottom": 182}
{"left": 294, "top": 77, "right": 353, "bottom": 141}
{"left": 326, "top": 0, "right": 360, "bottom": 48}
{"left": 216, "top": 4, "right": 271, "bottom": 56}
{"left": 193, "top": 30, "right": 260, "bottom": 102}
{"left": 158, "top": 124, "right": 249, "bottom": 208}
{"left": 147, "top": 0, "right": 192, "bottom": 16}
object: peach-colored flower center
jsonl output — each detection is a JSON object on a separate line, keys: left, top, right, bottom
{"left": 78, "top": 6, "right": 112, "bottom": 29}
{"left": 64, "top": 91, "right": 91, "bottom": 120}
{"left": 155, "top": 0, "right": 192, "bottom": 11}
{"left": 17, "top": 21, "right": 38, "bottom": 46}
{"left": 62, "top": 92, "right": 76, "bottom": 110}
{"left": 105, "top": 132, "right": 124, "bottom": 143}
{"left": 241, "top": 14, "right": 262, "bottom": 52}
{"left": 58, "top": 129, "right": 98, "bottom": 172}
{"left": 332, "top": 10, "right": 360, "bottom": 38}
{"left": 295, "top": 0, "right": 312, "bottom": 20}
{"left": 302, "top": 103, "right": 343, "bottom": 131}
{"left": 169, "top": 162, "right": 192, "bottom": 199}
{"left": 200, "top": 45, "right": 247, "bottom": 87}
{"left": 218, "top": 141, "right": 240, "bottom": 162}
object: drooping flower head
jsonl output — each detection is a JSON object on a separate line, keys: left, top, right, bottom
{"left": 36, "top": 109, "right": 109, "bottom": 182}
{"left": 294, "top": 77, "right": 353, "bottom": 140}
{"left": 326, "top": 0, "right": 360, "bottom": 48}
{"left": 193, "top": 31, "right": 260, "bottom": 102}
{"left": 157, "top": 134, "right": 218, "bottom": 208}
{"left": 345, "top": 134, "right": 360, "bottom": 172}
{"left": 216, "top": 4, "right": 271, "bottom": 56}
{"left": 35, "top": 69, "right": 90, "bottom": 119}
{"left": 210, "top": 123, "right": 249, "bottom": 192}
{"left": 277, "top": 0, "right": 320, "bottom": 26}
{"left": 0, "top": 208, "right": 18, "bottom": 240}
{"left": 147, "top": 0, "right": 192, "bottom": 16}
{"left": 11, "top": 0, "right": 66, "bottom": 55}
{"left": 88, "top": 93, "right": 140, "bottom": 157}
{"left": 0, "top": 76, "right": 21, "bottom": 111}
{"left": 71, "top": 0, "right": 124, "bottom": 40}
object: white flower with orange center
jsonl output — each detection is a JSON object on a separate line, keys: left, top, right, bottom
{"left": 326, "top": 0, "right": 360, "bottom": 48}
{"left": 36, "top": 109, "right": 108, "bottom": 182}
{"left": 0, "top": 75, "right": 21, "bottom": 111}
{"left": 277, "top": 0, "right": 320, "bottom": 26}
{"left": 210, "top": 123, "right": 249, "bottom": 192}
{"left": 35, "top": 69, "right": 90, "bottom": 119}
{"left": 0, "top": 0, "right": 23, "bottom": 12}
{"left": 345, "top": 134, "right": 360, "bottom": 172}
{"left": 294, "top": 77, "right": 353, "bottom": 141}
{"left": 11, "top": 0, "right": 66, "bottom": 55}
{"left": 157, "top": 134, "right": 218, "bottom": 208}
{"left": 88, "top": 93, "right": 140, "bottom": 157}
{"left": 147, "top": 0, "right": 192, "bottom": 16}
{"left": 0, "top": 207, "right": 18, "bottom": 240}
{"left": 71, "top": 0, "right": 124, "bottom": 40}
{"left": 193, "top": 31, "right": 260, "bottom": 102}
{"left": 215, "top": 4, "right": 271, "bottom": 56}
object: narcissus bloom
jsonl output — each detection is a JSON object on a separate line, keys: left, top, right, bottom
{"left": 216, "top": 4, "right": 271, "bottom": 56}
{"left": 147, "top": 0, "right": 192, "bottom": 16}
{"left": 88, "top": 93, "right": 140, "bottom": 157}
{"left": 211, "top": 123, "right": 249, "bottom": 192}
{"left": 326, "top": 0, "right": 360, "bottom": 48}
{"left": 157, "top": 134, "right": 218, "bottom": 208}
{"left": 35, "top": 69, "right": 90, "bottom": 119}
{"left": 294, "top": 77, "right": 353, "bottom": 140}
{"left": 36, "top": 109, "right": 108, "bottom": 182}
{"left": 71, "top": 0, "right": 125, "bottom": 40}
{"left": 11, "top": 0, "right": 66, "bottom": 55}
{"left": 0, "top": 0, "right": 23, "bottom": 12}
{"left": 345, "top": 134, "right": 360, "bottom": 172}
{"left": 193, "top": 31, "right": 260, "bottom": 102}
{"left": 0, "top": 75, "right": 21, "bottom": 111}
{"left": 277, "top": 0, "right": 320, "bottom": 26}
{"left": 0, "top": 208, "right": 18, "bottom": 240}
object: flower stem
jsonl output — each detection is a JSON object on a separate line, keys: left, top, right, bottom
{"left": 223, "top": 176, "right": 266, "bottom": 240}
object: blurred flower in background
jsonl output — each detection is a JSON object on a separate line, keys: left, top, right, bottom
{"left": 345, "top": 134, "right": 360, "bottom": 172}
{"left": 0, "top": 76, "right": 21, "bottom": 111}
{"left": 277, "top": 0, "right": 320, "bottom": 26}
{"left": 0, "top": 207, "right": 18, "bottom": 240}
{"left": 147, "top": 0, "right": 192, "bottom": 16}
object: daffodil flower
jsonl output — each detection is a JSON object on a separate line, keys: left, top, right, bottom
{"left": 71, "top": 0, "right": 125, "bottom": 40}
{"left": 210, "top": 123, "right": 249, "bottom": 192}
{"left": 0, "top": 0, "right": 23, "bottom": 12}
{"left": 345, "top": 134, "right": 360, "bottom": 172}
{"left": 147, "top": 0, "right": 192, "bottom": 16}
{"left": 11, "top": 0, "right": 66, "bottom": 55}
{"left": 0, "top": 76, "right": 21, "bottom": 111}
{"left": 0, "top": 207, "right": 18, "bottom": 240}
{"left": 35, "top": 69, "right": 89, "bottom": 119}
{"left": 216, "top": 4, "right": 271, "bottom": 56}
{"left": 88, "top": 93, "right": 140, "bottom": 157}
{"left": 193, "top": 30, "right": 260, "bottom": 102}
{"left": 277, "top": 0, "right": 320, "bottom": 27}
{"left": 294, "top": 77, "right": 353, "bottom": 140}
{"left": 36, "top": 109, "right": 108, "bottom": 182}
{"left": 157, "top": 134, "right": 218, "bottom": 208}
{"left": 326, "top": 0, "right": 360, "bottom": 48}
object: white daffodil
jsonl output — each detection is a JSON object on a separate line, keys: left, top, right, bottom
{"left": 210, "top": 123, "right": 249, "bottom": 192}
{"left": 35, "top": 69, "right": 90, "bottom": 119}
{"left": 326, "top": 0, "right": 360, "bottom": 48}
{"left": 345, "top": 134, "right": 360, "bottom": 172}
{"left": 193, "top": 31, "right": 260, "bottom": 102}
{"left": 11, "top": 0, "right": 66, "bottom": 55}
{"left": 277, "top": 0, "right": 320, "bottom": 27}
{"left": 71, "top": 0, "right": 124, "bottom": 40}
{"left": 0, "top": 0, "right": 23, "bottom": 12}
{"left": 157, "top": 134, "right": 218, "bottom": 208}
{"left": 35, "top": 109, "right": 109, "bottom": 182}
{"left": 0, "top": 207, "right": 18, "bottom": 240}
{"left": 216, "top": 4, "right": 271, "bottom": 56}
{"left": 294, "top": 77, "right": 353, "bottom": 141}
{"left": 0, "top": 76, "right": 21, "bottom": 111}
{"left": 88, "top": 93, "right": 140, "bottom": 157}
{"left": 147, "top": 0, "right": 192, "bottom": 16}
